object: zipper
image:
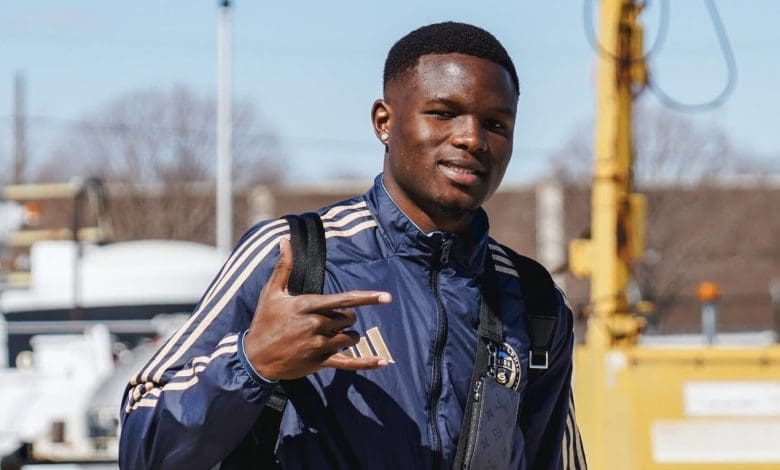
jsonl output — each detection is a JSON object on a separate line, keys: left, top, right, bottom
{"left": 428, "top": 236, "right": 453, "bottom": 467}
{"left": 473, "top": 376, "right": 483, "bottom": 402}
{"left": 439, "top": 237, "right": 452, "bottom": 265}
{"left": 463, "top": 377, "right": 484, "bottom": 466}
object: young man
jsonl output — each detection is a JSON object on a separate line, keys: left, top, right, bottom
{"left": 120, "top": 22, "right": 586, "bottom": 469}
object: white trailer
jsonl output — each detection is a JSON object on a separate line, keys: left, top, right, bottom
{"left": 0, "top": 239, "right": 225, "bottom": 467}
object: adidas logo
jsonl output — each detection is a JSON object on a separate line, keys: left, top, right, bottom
{"left": 342, "top": 327, "right": 395, "bottom": 363}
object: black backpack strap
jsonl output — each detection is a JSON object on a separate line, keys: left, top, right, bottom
{"left": 223, "top": 213, "right": 326, "bottom": 469}
{"left": 454, "top": 246, "right": 560, "bottom": 468}
{"left": 284, "top": 212, "right": 326, "bottom": 296}
{"left": 500, "top": 245, "right": 559, "bottom": 371}
{"left": 453, "top": 258, "right": 504, "bottom": 468}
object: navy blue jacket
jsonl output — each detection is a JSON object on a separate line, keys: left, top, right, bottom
{"left": 119, "top": 175, "right": 586, "bottom": 469}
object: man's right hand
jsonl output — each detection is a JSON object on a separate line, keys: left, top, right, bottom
{"left": 243, "top": 237, "right": 392, "bottom": 381}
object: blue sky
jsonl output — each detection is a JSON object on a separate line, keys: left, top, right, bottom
{"left": 1, "top": 1, "right": 778, "bottom": 184}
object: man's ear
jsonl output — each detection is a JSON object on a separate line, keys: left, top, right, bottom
{"left": 371, "top": 99, "right": 391, "bottom": 144}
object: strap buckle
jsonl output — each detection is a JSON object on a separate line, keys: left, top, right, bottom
{"left": 266, "top": 390, "right": 288, "bottom": 411}
{"left": 529, "top": 350, "right": 549, "bottom": 370}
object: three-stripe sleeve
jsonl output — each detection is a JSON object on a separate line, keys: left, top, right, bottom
{"left": 561, "top": 392, "right": 588, "bottom": 470}
{"left": 119, "top": 219, "right": 291, "bottom": 469}
{"left": 118, "top": 203, "right": 379, "bottom": 470}
{"left": 517, "top": 283, "right": 587, "bottom": 470}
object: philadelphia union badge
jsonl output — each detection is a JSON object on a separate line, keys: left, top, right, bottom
{"left": 494, "top": 342, "right": 522, "bottom": 391}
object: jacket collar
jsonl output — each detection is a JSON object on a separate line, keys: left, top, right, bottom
{"left": 365, "top": 174, "right": 489, "bottom": 276}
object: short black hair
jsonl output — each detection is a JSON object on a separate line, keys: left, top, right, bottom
{"left": 383, "top": 22, "right": 519, "bottom": 94}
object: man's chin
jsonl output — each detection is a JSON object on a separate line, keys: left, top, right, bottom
{"left": 431, "top": 199, "right": 477, "bottom": 222}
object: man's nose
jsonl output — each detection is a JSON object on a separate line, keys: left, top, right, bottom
{"left": 451, "top": 117, "right": 488, "bottom": 153}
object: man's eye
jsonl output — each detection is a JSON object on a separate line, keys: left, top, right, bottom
{"left": 485, "top": 119, "right": 506, "bottom": 131}
{"left": 427, "top": 110, "right": 455, "bottom": 119}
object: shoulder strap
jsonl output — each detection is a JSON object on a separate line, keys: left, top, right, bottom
{"left": 500, "top": 245, "right": 559, "bottom": 371}
{"left": 454, "top": 245, "right": 560, "bottom": 469}
{"left": 453, "top": 259, "right": 504, "bottom": 467}
{"left": 226, "top": 213, "right": 326, "bottom": 469}
{"left": 284, "top": 212, "right": 326, "bottom": 296}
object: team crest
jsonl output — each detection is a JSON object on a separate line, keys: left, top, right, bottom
{"left": 494, "top": 342, "right": 522, "bottom": 391}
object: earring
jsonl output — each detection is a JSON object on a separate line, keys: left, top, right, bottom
{"left": 380, "top": 132, "right": 389, "bottom": 142}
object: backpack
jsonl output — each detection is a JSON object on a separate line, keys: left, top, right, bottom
{"left": 219, "top": 212, "right": 558, "bottom": 469}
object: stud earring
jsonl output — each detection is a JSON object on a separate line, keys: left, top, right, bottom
{"left": 380, "top": 132, "right": 389, "bottom": 141}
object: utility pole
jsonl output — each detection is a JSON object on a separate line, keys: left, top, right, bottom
{"left": 569, "top": 2, "right": 648, "bottom": 467}
{"left": 569, "top": 0, "right": 647, "bottom": 347}
{"left": 13, "top": 72, "right": 27, "bottom": 185}
{"left": 216, "top": 0, "right": 233, "bottom": 253}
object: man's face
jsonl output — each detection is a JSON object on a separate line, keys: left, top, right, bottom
{"left": 375, "top": 53, "right": 517, "bottom": 232}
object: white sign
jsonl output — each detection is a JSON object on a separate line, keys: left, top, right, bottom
{"left": 684, "top": 381, "right": 780, "bottom": 416}
{"left": 652, "top": 420, "right": 780, "bottom": 463}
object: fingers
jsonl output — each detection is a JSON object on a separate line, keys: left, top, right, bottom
{"left": 299, "top": 290, "right": 392, "bottom": 312}
{"left": 322, "top": 352, "right": 389, "bottom": 371}
{"left": 325, "top": 330, "right": 360, "bottom": 350}
{"left": 315, "top": 310, "right": 357, "bottom": 335}
{"left": 266, "top": 238, "right": 293, "bottom": 292}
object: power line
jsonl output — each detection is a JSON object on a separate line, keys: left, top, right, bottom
{"left": 582, "top": 0, "right": 737, "bottom": 112}
{"left": 646, "top": 0, "right": 737, "bottom": 112}
{"left": 583, "top": 0, "right": 669, "bottom": 64}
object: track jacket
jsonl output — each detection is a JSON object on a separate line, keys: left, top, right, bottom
{"left": 119, "top": 174, "right": 586, "bottom": 469}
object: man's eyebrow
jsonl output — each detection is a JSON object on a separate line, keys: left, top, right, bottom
{"left": 426, "top": 97, "right": 515, "bottom": 117}
{"left": 425, "top": 97, "right": 460, "bottom": 108}
{"left": 488, "top": 106, "right": 516, "bottom": 118}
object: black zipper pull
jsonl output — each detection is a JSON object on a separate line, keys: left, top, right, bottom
{"left": 440, "top": 238, "right": 453, "bottom": 265}
{"left": 473, "top": 377, "right": 483, "bottom": 402}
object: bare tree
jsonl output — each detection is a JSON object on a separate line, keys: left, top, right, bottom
{"left": 549, "top": 105, "right": 773, "bottom": 332}
{"left": 36, "top": 85, "right": 285, "bottom": 243}
{"left": 549, "top": 105, "right": 762, "bottom": 186}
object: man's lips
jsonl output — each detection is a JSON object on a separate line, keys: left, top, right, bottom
{"left": 437, "top": 161, "right": 486, "bottom": 186}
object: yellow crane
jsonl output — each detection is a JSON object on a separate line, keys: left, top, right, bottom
{"left": 569, "top": 1, "right": 780, "bottom": 468}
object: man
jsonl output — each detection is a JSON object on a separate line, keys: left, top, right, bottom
{"left": 120, "top": 22, "right": 586, "bottom": 469}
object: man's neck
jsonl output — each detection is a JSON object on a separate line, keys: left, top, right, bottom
{"left": 381, "top": 179, "right": 474, "bottom": 235}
